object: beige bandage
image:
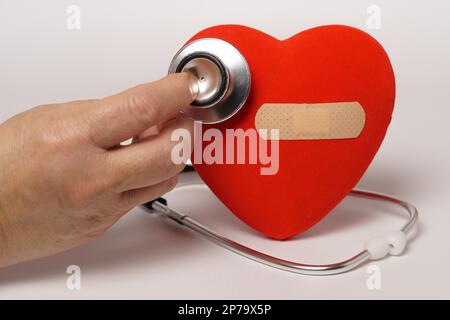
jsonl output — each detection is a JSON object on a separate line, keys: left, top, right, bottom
{"left": 255, "top": 102, "right": 365, "bottom": 140}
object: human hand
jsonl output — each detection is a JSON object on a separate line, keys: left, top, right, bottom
{"left": 0, "top": 73, "right": 197, "bottom": 267}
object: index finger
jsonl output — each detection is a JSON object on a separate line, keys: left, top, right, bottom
{"left": 89, "top": 72, "right": 198, "bottom": 148}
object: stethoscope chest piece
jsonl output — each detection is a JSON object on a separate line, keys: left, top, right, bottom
{"left": 168, "top": 38, "right": 251, "bottom": 124}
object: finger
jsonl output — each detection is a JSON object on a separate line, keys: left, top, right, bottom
{"left": 134, "top": 119, "right": 168, "bottom": 140}
{"left": 120, "top": 175, "right": 179, "bottom": 207}
{"left": 106, "top": 116, "right": 193, "bottom": 192}
{"left": 133, "top": 125, "right": 160, "bottom": 143}
{"left": 89, "top": 72, "right": 197, "bottom": 148}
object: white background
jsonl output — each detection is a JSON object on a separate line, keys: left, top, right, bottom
{"left": 0, "top": 0, "right": 449, "bottom": 299}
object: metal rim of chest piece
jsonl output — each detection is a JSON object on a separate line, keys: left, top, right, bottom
{"left": 168, "top": 38, "right": 251, "bottom": 124}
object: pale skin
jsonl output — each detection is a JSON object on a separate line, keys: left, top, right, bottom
{"left": 0, "top": 73, "right": 198, "bottom": 268}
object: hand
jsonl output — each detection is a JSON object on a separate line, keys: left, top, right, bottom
{"left": 0, "top": 73, "right": 197, "bottom": 267}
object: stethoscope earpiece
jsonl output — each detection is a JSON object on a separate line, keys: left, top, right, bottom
{"left": 168, "top": 38, "right": 251, "bottom": 124}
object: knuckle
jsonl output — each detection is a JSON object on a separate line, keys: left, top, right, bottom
{"left": 35, "top": 123, "right": 81, "bottom": 153}
{"left": 34, "top": 125, "right": 62, "bottom": 150}
{"left": 155, "top": 176, "right": 178, "bottom": 198}
{"left": 159, "top": 154, "right": 185, "bottom": 178}
{"left": 162, "top": 140, "right": 187, "bottom": 171}
{"left": 126, "top": 91, "right": 161, "bottom": 125}
{"left": 173, "top": 162, "right": 186, "bottom": 175}
{"left": 165, "top": 175, "right": 179, "bottom": 191}
{"left": 157, "top": 176, "right": 178, "bottom": 196}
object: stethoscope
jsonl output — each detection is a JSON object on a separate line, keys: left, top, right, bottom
{"left": 142, "top": 38, "right": 419, "bottom": 276}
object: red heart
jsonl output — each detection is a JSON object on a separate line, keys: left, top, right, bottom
{"left": 189, "top": 25, "right": 395, "bottom": 239}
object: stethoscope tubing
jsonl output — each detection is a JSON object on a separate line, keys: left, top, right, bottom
{"left": 142, "top": 169, "right": 419, "bottom": 276}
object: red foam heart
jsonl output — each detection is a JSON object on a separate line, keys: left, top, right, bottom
{"left": 189, "top": 25, "right": 395, "bottom": 239}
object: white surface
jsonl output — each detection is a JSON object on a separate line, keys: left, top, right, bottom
{"left": 0, "top": 0, "right": 449, "bottom": 299}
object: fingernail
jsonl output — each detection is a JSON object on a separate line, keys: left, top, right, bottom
{"left": 187, "top": 72, "right": 199, "bottom": 100}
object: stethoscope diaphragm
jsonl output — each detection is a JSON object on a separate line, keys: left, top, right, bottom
{"left": 168, "top": 38, "right": 251, "bottom": 124}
